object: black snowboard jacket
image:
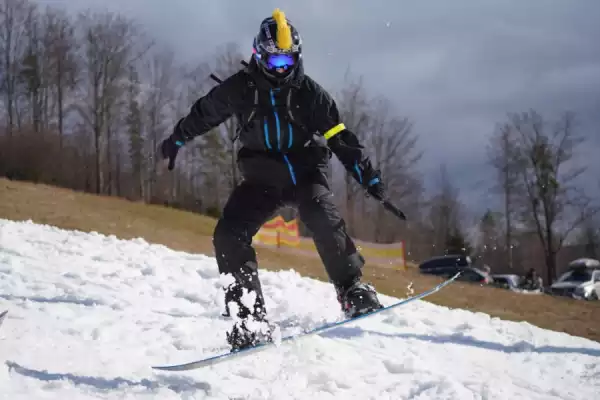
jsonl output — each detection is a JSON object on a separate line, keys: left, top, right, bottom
{"left": 172, "top": 58, "right": 381, "bottom": 189}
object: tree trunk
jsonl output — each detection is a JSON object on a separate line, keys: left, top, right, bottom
{"left": 504, "top": 185, "right": 513, "bottom": 269}
{"left": 545, "top": 225, "right": 556, "bottom": 284}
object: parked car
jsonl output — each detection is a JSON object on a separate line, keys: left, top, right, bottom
{"left": 418, "top": 255, "right": 493, "bottom": 284}
{"left": 418, "top": 254, "right": 471, "bottom": 273}
{"left": 566, "top": 258, "right": 600, "bottom": 270}
{"left": 457, "top": 267, "right": 494, "bottom": 284}
{"left": 491, "top": 274, "right": 521, "bottom": 290}
{"left": 549, "top": 259, "right": 600, "bottom": 300}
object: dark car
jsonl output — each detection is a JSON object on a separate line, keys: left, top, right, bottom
{"left": 418, "top": 254, "right": 492, "bottom": 284}
{"left": 418, "top": 254, "right": 471, "bottom": 273}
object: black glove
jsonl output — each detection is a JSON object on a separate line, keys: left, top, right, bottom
{"left": 159, "top": 119, "right": 185, "bottom": 170}
{"left": 159, "top": 136, "right": 183, "bottom": 170}
{"left": 365, "top": 175, "right": 385, "bottom": 201}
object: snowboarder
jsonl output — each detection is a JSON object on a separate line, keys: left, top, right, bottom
{"left": 159, "top": 8, "right": 385, "bottom": 351}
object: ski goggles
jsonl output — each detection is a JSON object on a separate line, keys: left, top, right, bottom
{"left": 266, "top": 53, "right": 296, "bottom": 70}
{"left": 255, "top": 49, "right": 297, "bottom": 72}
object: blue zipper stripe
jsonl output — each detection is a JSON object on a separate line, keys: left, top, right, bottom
{"left": 288, "top": 123, "right": 293, "bottom": 148}
{"left": 270, "top": 89, "right": 281, "bottom": 150}
{"left": 283, "top": 155, "right": 297, "bottom": 184}
{"left": 264, "top": 117, "right": 272, "bottom": 150}
{"left": 269, "top": 88, "right": 296, "bottom": 185}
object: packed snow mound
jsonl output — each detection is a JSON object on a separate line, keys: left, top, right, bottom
{"left": 0, "top": 219, "right": 599, "bottom": 399}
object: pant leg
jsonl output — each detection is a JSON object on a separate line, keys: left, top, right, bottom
{"left": 295, "top": 177, "right": 364, "bottom": 289}
{"left": 213, "top": 181, "right": 282, "bottom": 320}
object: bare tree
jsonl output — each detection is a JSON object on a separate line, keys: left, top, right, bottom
{"left": 73, "top": 11, "right": 151, "bottom": 195}
{"left": 125, "top": 65, "right": 143, "bottom": 199}
{"left": 487, "top": 121, "right": 522, "bottom": 269}
{"left": 507, "top": 110, "right": 599, "bottom": 283}
{"left": 19, "top": 3, "right": 46, "bottom": 134}
{"left": 0, "top": 0, "right": 30, "bottom": 138}
{"left": 364, "top": 96, "right": 422, "bottom": 242}
{"left": 44, "top": 6, "right": 78, "bottom": 151}
{"left": 476, "top": 209, "right": 503, "bottom": 267}
{"left": 427, "top": 165, "right": 467, "bottom": 256}
{"left": 138, "top": 47, "right": 175, "bottom": 200}
{"left": 335, "top": 70, "right": 371, "bottom": 236}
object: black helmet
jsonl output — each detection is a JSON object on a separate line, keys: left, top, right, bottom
{"left": 252, "top": 9, "right": 302, "bottom": 82}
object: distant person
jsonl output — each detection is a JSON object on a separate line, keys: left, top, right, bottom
{"left": 158, "top": 9, "right": 384, "bottom": 352}
{"left": 520, "top": 268, "right": 543, "bottom": 291}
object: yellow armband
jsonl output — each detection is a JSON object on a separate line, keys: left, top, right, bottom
{"left": 323, "top": 123, "right": 345, "bottom": 140}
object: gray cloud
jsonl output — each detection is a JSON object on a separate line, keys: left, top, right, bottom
{"left": 37, "top": 0, "right": 600, "bottom": 208}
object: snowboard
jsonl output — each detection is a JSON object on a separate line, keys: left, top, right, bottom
{"left": 152, "top": 272, "right": 462, "bottom": 372}
{"left": 0, "top": 310, "right": 7, "bottom": 329}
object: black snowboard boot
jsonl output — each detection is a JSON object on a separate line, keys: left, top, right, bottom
{"left": 226, "top": 318, "right": 274, "bottom": 352}
{"left": 336, "top": 281, "right": 384, "bottom": 319}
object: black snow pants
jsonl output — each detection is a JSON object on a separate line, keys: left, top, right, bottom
{"left": 213, "top": 172, "right": 364, "bottom": 321}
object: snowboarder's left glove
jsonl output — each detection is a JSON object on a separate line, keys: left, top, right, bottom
{"left": 366, "top": 176, "right": 385, "bottom": 201}
{"left": 159, "top": 136, "right": 183, "bottom": 170}
{"left": 159, "top": 119, "right": 186, "bottom": 170}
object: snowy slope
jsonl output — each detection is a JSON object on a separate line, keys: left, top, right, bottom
{"left": 0, "top": 219, "right": 599, "bottom": 400}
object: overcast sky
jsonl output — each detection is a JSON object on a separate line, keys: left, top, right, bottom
{"left": 38, "top": 0, "right": 600, "bottom": 210}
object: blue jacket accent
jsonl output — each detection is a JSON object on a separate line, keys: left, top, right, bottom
{"left": 354, "top": 163, "right": 363, "bottom": 184}
{"left": 263, "top": 117, "right": 272, "bottom": 150}
{"left": 270, "top": 89, "right": 281, "bottom": 149}
{"left": 283, "top": 155, "right": 297, "bottom": 184}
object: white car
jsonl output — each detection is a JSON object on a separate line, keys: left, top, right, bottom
{"left": 550, "top": 266, "right": 600, "bottom": 301}
{"left": 567, "top": 258, "right": 600, "bottom": 269}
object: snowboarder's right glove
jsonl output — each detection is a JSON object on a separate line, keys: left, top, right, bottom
{"left": 159, "top": 119, "right": 186, "bottom": 170}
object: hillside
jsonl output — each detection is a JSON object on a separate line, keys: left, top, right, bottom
{"left": 1, "top": 219, "right": 599, "bottom": 399}
{"left": 1, "top": 178, "right": 599, "bottom": 343}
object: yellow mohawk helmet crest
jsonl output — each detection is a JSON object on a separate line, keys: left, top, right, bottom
{"left": 272, "top": 8, "right": 293, "bottom": 50}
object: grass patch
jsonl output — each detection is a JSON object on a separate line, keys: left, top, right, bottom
{"left": 1, "top": 178, "right": 598, "bottom": 343}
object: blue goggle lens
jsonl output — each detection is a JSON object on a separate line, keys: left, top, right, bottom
{"left": 266, "top": 53, "right": 295, "bottom": 70}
